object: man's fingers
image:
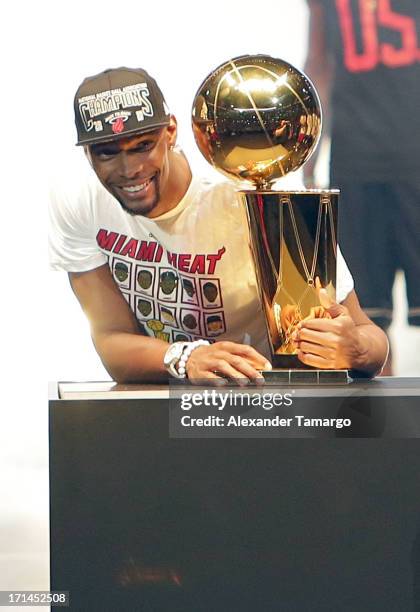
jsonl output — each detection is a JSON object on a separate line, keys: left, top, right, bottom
{"left": 213, "top": 360, "right": 260, "bottom": 386}
{"left": 318, "top": 288, "right": 348, "bottom": 318}
{"left": 298, "top": 317, "right": 347, "bottom": 333}
{"left": 315, "top": 279, "right": 348, "bottom": 319}
{"left": 296, "top": 327, "right": 338, "bottom": 347}
{"left": 297, "top": 341, "right": 335, "bottom": 361}
{"left": 216, "top": 354, "right": 266, "bottom": 385}
{"left": 189, "top": 371, "right": 227, "bottom": 386}
{"left": 297, "top": 350, "right": 330, "bottom": 369}
{"left": 317, "top": 287, "right": 334, "bottom": 309}
{"left": 187, "top": 344, "right": 267, "bottom": 385}
{"left": 216, "top": 341, "right": 272, "bottom": 370}
{"left": 327, "top": 302, "right": 348, "bottom": 318}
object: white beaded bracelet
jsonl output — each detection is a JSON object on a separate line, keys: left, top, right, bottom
{"left": 177, "top": 339, "right": 210, "bottom": 378}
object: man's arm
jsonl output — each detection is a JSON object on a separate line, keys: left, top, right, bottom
{"left": 69, "top": 264, "right": 170, "bottom": 383}
{"left": 69, "top": 264, "right": 270, "bottom": 384}
{"left": 295, "top": 289, "right": 389, "bottom": 377}
{"left": 304, "top": 0, "right": 333, "bottom": 187}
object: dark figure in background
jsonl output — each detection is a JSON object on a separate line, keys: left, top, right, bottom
{"left": 304, "top": 0, "right": 420, "bottom": 374}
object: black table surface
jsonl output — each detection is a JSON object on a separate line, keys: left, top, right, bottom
{"left": 49, "top": 378, "right": 420, "bottom": 611}
{"left": 51, "top": 376, "right": 420, "bottom": 399}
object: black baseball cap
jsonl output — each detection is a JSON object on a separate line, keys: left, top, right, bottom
{"left": 74, "top": 67, "right": 171, "bottom": 146}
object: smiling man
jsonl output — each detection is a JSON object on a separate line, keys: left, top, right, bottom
{"left": 87, "top": 124, "right": 190, "bottom": 219}
{"left": 49, "top": 66, "right": 388, "bottom": 384}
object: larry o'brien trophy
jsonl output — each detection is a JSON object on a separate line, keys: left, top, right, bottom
{"left": 192, "top": 54, "right": 348, "bottom": 383}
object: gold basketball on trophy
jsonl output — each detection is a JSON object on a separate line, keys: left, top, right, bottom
{"left": 191, "top": 54, "right": 322, "bottom": 188}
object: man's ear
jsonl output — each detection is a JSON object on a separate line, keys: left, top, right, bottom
{"left": 166, "top": 115, "right": 178, "bottom": 148}
{"left": 84, "top": 145, "right": 93, "bottom": 166}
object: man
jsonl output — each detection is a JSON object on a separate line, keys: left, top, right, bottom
{"left": 304, "top": 0, "right": 420, "bottom": 374}
{"left": 49, "top": 66, "right": 388, "bottom": 384}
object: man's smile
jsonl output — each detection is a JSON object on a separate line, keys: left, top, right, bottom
{"left": 116, "top": 174, "right": 157, "bottom": 200}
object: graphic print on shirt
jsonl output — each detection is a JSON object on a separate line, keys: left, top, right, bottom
{"left": 204, "top": 311, "right": 226, "bottom": 337}
{"left": 112, "top": 258, "right": 131, "bottom": 290}
{"left": 159, "top": 303, "right": 178, "bottom": 328}
{"left": 146, "top": 319, "right": 170, "bottom": 342}
{"left": 135, "top": 296, "right": 155, "bottom": 321}
{"left": 98, "top": 229, "right": 228, "bottom": 342}
{"left": 179, "top": 308, "right": 202, "bottom": 336}
{"left": 135, "top": 265, "right": 155, "bottom": 297}
{"left": 180, "top": 276, "right": 199, "bottom": 306}
{"left": 172, "top": 331, "right": 192, "bottom": 342}
{"left": 158, "top": 269, "right": 179, "bottom": 302}
{"left": 335, "top": 0, "right": 420, "bottom": 72}
{"left": 200, "top": 278, "right": 223, "bottom": 309}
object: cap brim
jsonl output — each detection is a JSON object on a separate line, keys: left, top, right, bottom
{"left": 76, "top": 119, "right": 171, "bottom": 146}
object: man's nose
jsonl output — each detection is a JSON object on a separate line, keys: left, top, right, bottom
{"left": 118, "top": 152, "right": 143, "bottom": 178}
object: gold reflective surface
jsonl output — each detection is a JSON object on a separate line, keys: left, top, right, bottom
{"left": 191, "top": 56, "right": 340, "bottom": 369}
{"left": 244, "top": 191, "right": 338, "bottom": 366}
{"left": 191, "top": 55, "right": 321, "bottom": 188}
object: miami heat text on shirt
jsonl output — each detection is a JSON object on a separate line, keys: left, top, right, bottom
{"left": 97, "top": 230, "right": 226, "bottom": 275}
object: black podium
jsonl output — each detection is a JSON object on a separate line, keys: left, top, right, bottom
{"left": 49, "top": 379, "right": 420, "bottom": 611}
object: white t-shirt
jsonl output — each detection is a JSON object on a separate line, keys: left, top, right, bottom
{"left": 49, "top": 174, "right": 354, "bottom": 357}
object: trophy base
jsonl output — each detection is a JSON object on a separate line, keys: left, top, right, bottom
{"left": 263, "top": 369, "right": 350, "bottom": 385}
{"left": 271, "top": 354, "right": 315, "bottom": 369}
{"left": 261, "top": 357, "right": 350, "bottom": 384}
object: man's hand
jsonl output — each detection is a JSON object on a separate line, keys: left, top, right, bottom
{"left": 186, "top": 341, "right": 272, "bottom": 386}
{"left": 294, "top": 288, "right": 367, "bottom": 370}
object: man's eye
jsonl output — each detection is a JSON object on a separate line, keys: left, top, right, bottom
{"left": 98, "top": 151, "right": 117, "bottom": 159}
{"left": 91, "top": 138, "right": 157, "bottom": 159}
{"left": 133, "top": 140, "right": 156, "bottom": 152}
{"left": 92, "top": 147, "right": 118, "bottom": 159}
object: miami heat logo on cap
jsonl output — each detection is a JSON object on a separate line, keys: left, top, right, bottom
{"left": 112, "top": 117, "right": 125, "bottom": 134}
{"left": 104, "top": 110, "right": 132, "bottom": 134}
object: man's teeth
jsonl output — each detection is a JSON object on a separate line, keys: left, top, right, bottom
{"left": 122, "top": 179, "right": 151, "bottom": 193}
